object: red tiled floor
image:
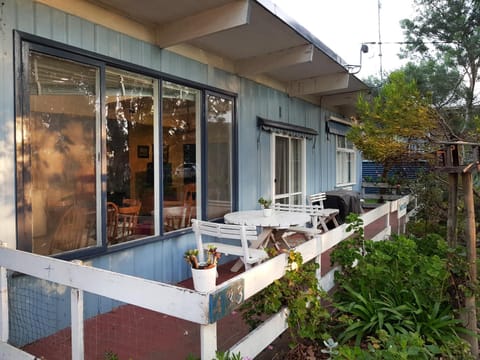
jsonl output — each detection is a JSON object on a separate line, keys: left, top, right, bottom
{"left": 22, "top": 210, "right": 401, "bottom": 359}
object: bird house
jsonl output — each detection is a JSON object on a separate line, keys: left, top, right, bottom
{"left": 436, "top": 141, "right": 480, "bottom": 172}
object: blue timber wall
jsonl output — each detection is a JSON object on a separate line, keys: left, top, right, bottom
{"left": 1, "top": 0, "right": 362, "bottom": 346}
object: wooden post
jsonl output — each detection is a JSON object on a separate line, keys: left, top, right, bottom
{"left": 461, "top": 172, "right": 478, "bottom": 358}
{"left": 200, "top": 323, "right": 217, "bottom": 360}
{"left": 71, "top": 260, "right": 84, "bottom": 360}
{"left": 447, "top": 173, "right": 458, "bottom": 246}
{"left": 0, "top": 266, "right": 8, "bottom": 343}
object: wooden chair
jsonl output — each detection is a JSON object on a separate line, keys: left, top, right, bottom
{"left": 191, "top": 219, "right": 268, "bottom": 271}
{"left": 106, "top": 202, "right": 119, "bottom": 244}
{"left": 308, "top": 193, "right": 340, "bottom": 231}
{"left": 164, "top": 184, "right": 196, "bottom": 232}
{"left": 116, "top": 199, "right": 141, "bottom": 242}
{"left": 49, "top": 205, "right": 88, "bottom": 254}
{"left": 272, "top": 203, "right": 325, "bottom": 246}
{"left": 183, "top": 183, "right": 196, "bottom": 225}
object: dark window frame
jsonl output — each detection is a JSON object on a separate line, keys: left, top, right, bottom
{"left": 14, "top": 31, "right": 238, "bottom": 260}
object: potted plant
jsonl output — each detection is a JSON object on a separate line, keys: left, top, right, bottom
{"left": 184, "top": 246, "right": 221, "bottom": 292}
{"left": 258, "top": 197, "right": 272, "bottom": 217}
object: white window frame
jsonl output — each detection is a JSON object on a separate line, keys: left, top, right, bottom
{"left": 271, "top": 134, "right": 306, "bottom": 205}
{"left": 336, "top": 134, "right": 356, "bottom": 187}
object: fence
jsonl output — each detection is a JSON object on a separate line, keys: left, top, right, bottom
{"left": 0, "top": 196, "right": 414, "bottom": 360}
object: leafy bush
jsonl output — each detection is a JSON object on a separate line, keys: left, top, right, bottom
{"left": 330, "top": 232, "right": 471, "bottom": 357}
{"left": 240, "top": 250, "right": 330, "bottom": 343}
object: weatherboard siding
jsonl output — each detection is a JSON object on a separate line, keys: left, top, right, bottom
{"left": 1, "top": 0, "right": 359, "bottom": 346}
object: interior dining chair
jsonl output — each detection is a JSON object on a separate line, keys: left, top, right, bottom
{"left": 49, "top": 205, "right": 88, "bottom": 254}
{"left": 106, "top": 202, "right": 119, "bottom": 244}
{"left": 183, "top": 183, "right": 196, "bottom": 226}
{"left": 116, "top": 199, "right": 141, "bottom": 242}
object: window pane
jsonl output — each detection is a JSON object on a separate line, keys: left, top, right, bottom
{"left": 162, "top": 82, "right": 200, "bottom": 232}
{"left": 291, "top": 138, "right": 302, "bottom": 193}
{"left": 336, "top": 135, "right": 355, "bottom": 185}
{"left": 207, "top": 94, "right": 233, "bottom": 219}
{"left": 105, "top": 67, "right": 156, "bottom": 243}
{"left": 27, "top": 52, "right": 98, "bottom": 255}
{"left": 275, "top": 136, "right": 289, "bottom": 196}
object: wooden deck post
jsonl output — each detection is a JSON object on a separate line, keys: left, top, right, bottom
{"left": 0, "top": 266, "right": 8, "bottom": 343}
{"left": 200, "top": 323, "right": 217, "bottom": 360}
{"left": 447, "top": 173, "right": 458, "bottom": 246}
{"left": 461, "top": 172, "right": 478, "bottom": 358}
{"left": 71, "top": 260, "right": 84, "bottom": 360}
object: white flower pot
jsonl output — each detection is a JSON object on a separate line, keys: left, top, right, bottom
{"left": 263, "top": 208, "right": 273, "bottom": 217}
{"left": 191, "top": 265, "right": 217, "bottom": 292}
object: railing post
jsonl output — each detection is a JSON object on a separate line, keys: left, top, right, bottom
{"left": 0, "top": 268, "right": 8, "bottom": 343}
{"left": 200, "top": 322, "right": 217, "bottom": 360}
{"left": 71, "top": 260, "right": 84, "bottom": 360}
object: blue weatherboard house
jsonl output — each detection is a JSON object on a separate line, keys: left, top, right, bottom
{"left": 0, "top": 0, "right": 369, "bottom": 348}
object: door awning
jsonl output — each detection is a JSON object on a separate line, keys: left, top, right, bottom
{"left": 257, "top": 117, "right": 318, "bottom": 140}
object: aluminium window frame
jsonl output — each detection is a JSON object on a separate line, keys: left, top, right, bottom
{"left": 14, "top": 31, "right": 238, "bottom": 260}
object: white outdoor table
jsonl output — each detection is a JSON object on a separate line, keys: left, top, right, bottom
{"left": 224, "top": 210, "right": 310, "bottom": 271}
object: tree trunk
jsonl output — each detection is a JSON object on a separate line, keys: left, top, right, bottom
{"left": 461, "top": 172, "right": 478, "bottom": 358}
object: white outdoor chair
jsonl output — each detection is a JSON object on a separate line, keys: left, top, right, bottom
{"left": 191, "top": 219, "right": 268, "bottom": 271}
{"left": 272, "top": 203, "right": 327, "bottom": 246}
{"left": 308, "top": 192, "right": 340, "bottom": 231}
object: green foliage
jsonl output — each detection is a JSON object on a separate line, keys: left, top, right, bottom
{"left": 213, "top": 350, "right": 244, "bottom": 360}
{"left": 186, "top": 350, "right": 246, "bottom": 360}
{"left": 401, "top": 0, "right": 480, "bottom": 133}
{"left": 103, "top": 351, "right": 119, "bottom": 360}
{"left": 257, "top": 197, "right": 272, "bottom": 209}
{"left": 330, "top": 231, "right": 472, "bottom": 357}
{"left": 335, "top": 286, "right": 414, "bottom": 345}
{"left": 330, "top": 213, "right": 366, "bottom": 277}
{"left": 350, "top": 71, "right": 438, "bottom": 177}
{"left": 240, "top": 250, "right": 330, "bottom": 344}
{"left": 333, "top": 331, "right": 442, "bottom": 359}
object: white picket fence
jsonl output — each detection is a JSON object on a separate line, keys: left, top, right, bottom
{"left": 0, "top": 196, "right": 413, "bottom": 360}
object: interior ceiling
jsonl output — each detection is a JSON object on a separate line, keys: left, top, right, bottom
{"left": 90, "top": 0, "right": 369, "bottom": 117}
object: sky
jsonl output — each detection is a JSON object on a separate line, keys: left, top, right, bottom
{"left": 270, "top": 0, "right": 417, "bottom": 79}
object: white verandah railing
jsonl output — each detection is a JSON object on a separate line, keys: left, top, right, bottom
{"left": 0, "top": 196, "right": 413, "bottom": 360}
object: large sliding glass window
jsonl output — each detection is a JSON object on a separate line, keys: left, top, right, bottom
{"left": 16, "top": 38, "right": 235, "bottom": 256}
{"left": 273, "top": 135, "right": 304, "bottom": 205}
{"left": 22, "top": 52, "right": 99, "bottom": 255}
{"left": 162, "top": 82, "right": 200, "bottom": 232}
{"left": 105, "top": 68, "right": 157, "bottom": 243}
{"left": 206, "top": 94, "right": 233, "bottom": 219}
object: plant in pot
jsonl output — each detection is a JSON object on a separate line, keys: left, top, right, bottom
{"left": 258, "top": 197, "right": 272, "bottom": 217}
{"left": 184, "top": 246, "right": 221, "bottom": 292}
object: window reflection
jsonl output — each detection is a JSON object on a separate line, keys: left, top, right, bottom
{"left": 207, "top": 94, "right": 233, "bottom": 219}
{"left": 27, "top": 52, "right": 98, "bottom": 255}
{"left": 105, "top": 68, "right": 156, "bottom": 243}
{"left": 162, "top": 82, "right": 200, "bottom": 232}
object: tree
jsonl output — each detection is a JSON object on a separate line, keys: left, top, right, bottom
{"left": 349, "top": 71, "right": 438, "bottom": 179}
{"left": 401, "top": 0, "right": 480, "bottom": 133}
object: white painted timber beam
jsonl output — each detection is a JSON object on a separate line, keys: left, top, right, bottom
{"left": 235, "top": 44, "right": 314, "bottom": 76}
{"left": 322, "top": 92, "right": 360, "bottom": 106}
{"left": 155, "top": 0, "right": 250, "bottom": 48}
{"left": 287, "top": 73, "right": 350, "bottom": 96}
